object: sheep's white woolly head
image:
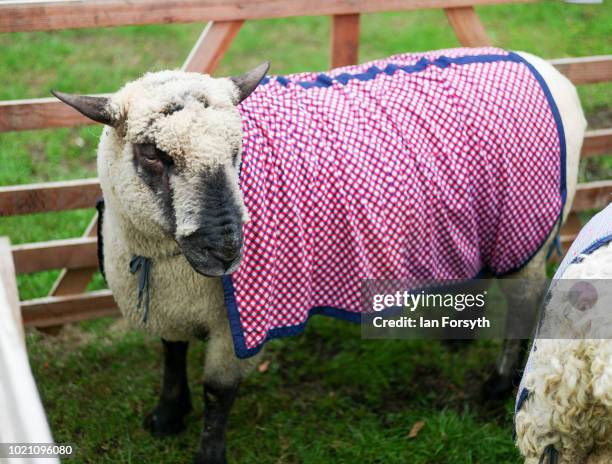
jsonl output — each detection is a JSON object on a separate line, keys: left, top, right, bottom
{"left": 115, "top": 70, "right": 243, "bottom": 167}
{"left": 52, "top": 63, "right": 269, "bottom": 276}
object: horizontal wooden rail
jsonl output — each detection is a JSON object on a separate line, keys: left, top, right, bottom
{"left": 0, "top": 96, "right": 110, "bottom": 132}
{"left": 11, "top": 181, "right": 605, "bottom": 272}
{"left": 12, "top": 237, "right": 98, "bottom": 274}
{"left": 551, "top": 55, "right": 612, "bottom": 85}
{"left": 21, "top": 289, "right": 118, "bottom": 328}
{"left": 582, "top": 128, "right": 612, "bottom": 157}
{"left": 2, "top": 59, "right": 611, "bottom": 133}
{"left": 0, "top": 0, "right": 535, "bottom": 33}
{"left": 1, "top": 174, "right": 609, "bottom": 219}
{"left": 2, "top": 177, "right": 608, "bottom": 276}
{"left": 0, "top": 178, "right": 101, "bottom": 216}
{"left": 571, "top": 180, "right": 612, "bottom": 212}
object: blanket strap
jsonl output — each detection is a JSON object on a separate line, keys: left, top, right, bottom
{"left": 129, "top": 255, "right": 152, "bottom": 324}
{"left": 95, "top": 197, "right": 106, "bottom": 282}
{"left": 546, "top": 232, "right": 563, "bottom": 260}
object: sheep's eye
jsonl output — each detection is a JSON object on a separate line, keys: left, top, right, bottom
{"left": 133, "top": 143, "right": 174, "bottom": 175}
{"left": 139, "top": 143, "right": 159, "bottom": 160}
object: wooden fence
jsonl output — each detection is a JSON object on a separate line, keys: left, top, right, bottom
{"left": 0, "top": 0, "right": 610, "bottom": 329}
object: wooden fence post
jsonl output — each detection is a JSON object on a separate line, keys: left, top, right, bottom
{"left": 182, "top": 20, "right": 244, "bottom": 73}
{"left": 331, "top": 14, "right": 360, "bottom": 68}
{"left": 444, "top": 6, "right": 491, "bottom": 47}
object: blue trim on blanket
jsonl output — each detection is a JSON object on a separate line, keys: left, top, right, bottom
{"left": 224, "top": 266, "right": 488, "bottom": 359}
{"left": 259, "top": 53, "right": 521, "bottom": 90}
{"left": 223, "top": 275, "right": 362, "bottom": 358}
{"left": 224, "top": 271, "right": 490, "bottom": 358}
{"left": 490, "top": 51, "right": 567, "bottom": 278}
{"left": 224, "top": 51, "right": 569, "bottom": 359}
{"left": 572, "top": 233, "right": 612, "bottom": 264}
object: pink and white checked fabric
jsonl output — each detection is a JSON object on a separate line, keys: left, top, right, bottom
{"left": 224, "top": 47, "right": 565, "bottom": 358}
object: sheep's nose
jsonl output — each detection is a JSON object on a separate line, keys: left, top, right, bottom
{"left": 177, "top": 222, "right": 244, "bottom": 276}
{"left": 210, "top": 242, "right": 241, "bottom": 267}
{"left": 221, "top": 223, "right": 242, "bottom": 250}
{"left": 182, "top": 226, "right": 242, "bottom": 260}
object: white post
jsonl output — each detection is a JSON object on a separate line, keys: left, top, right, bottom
{"left": 0, "top": 237, "right": 59, "bottom": 463}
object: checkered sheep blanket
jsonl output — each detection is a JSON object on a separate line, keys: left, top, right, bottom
{"left": 224, "top": 47, "right": 566, "bottom": 358}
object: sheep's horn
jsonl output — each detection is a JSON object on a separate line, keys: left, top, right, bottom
{"left": 230, "top": 62, "right": 270, "bottom": 104}
{"left": 51, "top": 90, "right": 117, "bottom": 126}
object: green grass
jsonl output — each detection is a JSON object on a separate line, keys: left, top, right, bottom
{"left": 29, "top": 317, "right": 517, "bottom": 464}
{"left": 1, "top": 1, "right": 611, "bottom": 462}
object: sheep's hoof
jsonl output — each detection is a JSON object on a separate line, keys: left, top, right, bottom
{"left": 480, "top": 371, "right": 515, "bottom": 402}
{"left": 144, "top": 399, "right": 192, "bottom": 437}
{"left": 193, "top": 448, "right": 227, "bottom": 464}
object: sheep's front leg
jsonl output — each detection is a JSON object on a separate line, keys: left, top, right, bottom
{"left": 194, "top": 330, "right": 260, "bottom": 464}
{"left": 194, "top": 381, "right": 238, "bottom": 464}
{"left": 144, "top": 339, "right": 192, "bottom": 436}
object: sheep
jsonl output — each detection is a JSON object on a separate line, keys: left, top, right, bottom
{"left": 515, "top": 203, "right": 612, "bottom": 464}
{"left": 51, "top": 47, "right": 586, "bottom": 463}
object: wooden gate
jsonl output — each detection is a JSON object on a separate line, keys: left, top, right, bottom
{"left": 0, "top": 0, "right": 610, "bottom": 329}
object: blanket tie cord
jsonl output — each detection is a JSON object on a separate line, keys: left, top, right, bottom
{"left": 546, "top": 233, "right": 563, "bottom": 260}
{"left": 129, "top": 255, "right": 152, "bottom": 324}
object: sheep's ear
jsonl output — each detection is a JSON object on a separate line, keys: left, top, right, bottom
{"left": 51, "top": 90, "right": 118, "bottom": 126}
{"left": 229, "top": 62, "right": 270, "bottom": 104}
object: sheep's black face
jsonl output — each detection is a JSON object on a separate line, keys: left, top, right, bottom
{"left": 132, "top": 143, "right": 177, "bottom": 233}
{"left": 175, "top": 168, "right": 245, "bottom": 277}
{"left": 132, "top": 142, "right": 245, "bottom": 277}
